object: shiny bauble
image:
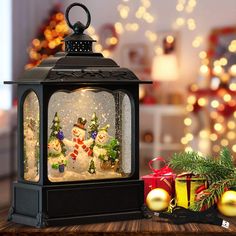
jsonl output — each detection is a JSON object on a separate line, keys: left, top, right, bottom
{"left": 217, "top": 190, "right": 236, "bottom": 217}
{"left": 146, "top": 188, "right": 171, "bottom": 212}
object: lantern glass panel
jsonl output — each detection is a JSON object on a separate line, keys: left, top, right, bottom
{"left": 23, "top": 91, "right": 40, "bottom": 182}
{"left": 47, "top": 88, "right": 132, "bottom": 182}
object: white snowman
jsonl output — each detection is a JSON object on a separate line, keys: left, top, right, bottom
{"left": 24, "top": 119, "right": 39, "bottom": 181}
{"left": 63, "top": 117, "right": 93, "bottom": 173}
{"left": 48, "top": 138, "right": 67, "bottom": 178}
{"left": 93, "top": 125, "right": 110, "bottom": 171}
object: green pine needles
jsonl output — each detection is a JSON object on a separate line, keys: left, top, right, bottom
{"left": 169, "top": 148, "right": 236, "bottom": 211}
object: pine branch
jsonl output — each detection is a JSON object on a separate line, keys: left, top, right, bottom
{"left": 191, "top": 178, "right": 236, "bottom": 211}
{"left": 169, "top": 151, "right": 235, "bottom": 183}
{"left": 219, "top": 147, "right": 234, "bottom": 169}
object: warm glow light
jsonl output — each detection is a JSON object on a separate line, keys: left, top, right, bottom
{"left": 166, "top": 35, "right": 174, "bottom": 44}
{"left": 214, "top": 123, "right": 223, "bottom": 132}
{"left": 114, "top": 22, "right": 124, "bottom": 34}
{"left": 230, "top": 65, "right": 236, "bottom": 76}
{"left": 199, "top": 65, "right": 209, "bottom": 75}
{"left": 232, "top": 145, "right": 236, "bottom": 152}
{"left": 229, "top": 83, "right": 236, "bottom": 91}
{"left": 186, "top": 104, "right": 193, "bottom": 112}
{"left": 213, "top": 65, "right": 224, "bottom": 75}
{"left": 185, "top": 147, "right": 193, "bottom": 152}
{"left": 210, "top": 133, "right": 218, "bottom": 141}
{"left": 94, "top": 44, "right": 102, "bottom": 52}
{"left": 190, "top": 84, "right": 198, "bottom": 92}
{"left": 155, "top": 46, "right": 163, "bottom": 55}
{"left": 198, "top": 97, "right": 207, "bottom": 106}
{"left": 221, "top": 139, "right": 229, "bottom": 146}
{"left": 227, "top": 131, "right": 236, "bottom": 140}
{"left": 211, "top": 100, "right": 219, "bottom": 108}
{"left": 223, "top": 94, "right": 232, "bottom": 102}
{"left": 187, "top": 95, "right": 196, "bottom": 104}
{"left": 151, "top": 54, "right": 179, "bottom": 81}
{"left": 228, "top": 40, "right": 236, "bottom": 52}
{"left": 176, "top": 4, "right": 184, "bottom": 12}
{"left": 141, "top": 0, "right": 151, "bottom": 8}
{"left": 176, "top": 17, "right": 185, "bottom": 26}
{"left": 219, "top": 57, "right": 228, "bottom": 66}
{"left": 184, "top": 117, "right": 192, "bottom": 126}
{"left": 186, "top": 133, "right": 194, "bottom": 141}
{"left": 210, "top": 111, "right": 218, "bottom": 119}
{"left": 145, "top": 30, "right": 157, "bottom": 42}
{"left": 181, "top": 137, "right": 188, "bottom": 145}
{"left": 102, "top": 50, "right": 110, "bottom": 57}
{"left": 227, "top": 121, "right": 236, "bottom": 129}
{"left": 213, "top": 145, "right": 220, "bottom": 152}
{"left": 192, "top": 36, "right": 203, "bottom": 48}
{"left": 87, "top": 26, "right": 95, "bottom": 35}
{"left": 199, "top": 130, "right": 209, "bottom": 139}
{"left": 187, "top": 18, "right": 196, "bottom": 30}
{"left": 118, "top": 5, "right": 130, "bottom": 19}
{"left": 199, "top": 51, "right": 207, "bottom": 59}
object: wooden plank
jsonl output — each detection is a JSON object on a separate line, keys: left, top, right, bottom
{"left": 0, "top": 209, "right": 235, "bottom": 235}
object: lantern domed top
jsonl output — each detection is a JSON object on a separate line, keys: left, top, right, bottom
{"left": 64, "top": 3, "right": 96, "bottom": 54}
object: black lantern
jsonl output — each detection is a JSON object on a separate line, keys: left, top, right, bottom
{"left": 5, "top": 3, "right": 151, "bottom": 227}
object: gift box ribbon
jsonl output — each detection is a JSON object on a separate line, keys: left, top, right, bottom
{"left": 149, "top": 157, "right": 173, "bottom": 176}
{"left": 148, "top": 157, "right": 174, "bottom": 190}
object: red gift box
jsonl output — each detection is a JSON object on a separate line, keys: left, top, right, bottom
{"left": 141, "top": 157, "right": 175, "bottom": 202}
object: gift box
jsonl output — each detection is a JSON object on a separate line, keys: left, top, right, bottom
{"left": 175, "top": 173, "right": 207, "bottom": 209}
{"left": 141, "top": 157, "right": 175, "bottom": 202}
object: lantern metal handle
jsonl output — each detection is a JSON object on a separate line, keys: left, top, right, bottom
{"left": 65, "top": 2, "right": 91, "bottom": 34}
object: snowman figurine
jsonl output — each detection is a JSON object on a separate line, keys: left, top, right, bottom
{"left": 24, "top": 119, "right": 39, "bottom": 181}
{"left": 93, "top": 125, "right": 111, "bottom": 171}
{"left": 48, "top": 137, "right": 67, "bottom": 178}
{"left": 62, "top": 117, "right": 93, "bottom": 173}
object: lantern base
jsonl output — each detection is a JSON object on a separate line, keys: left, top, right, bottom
{"left": 8, "top": 180, "right": 144, "bottom": 228}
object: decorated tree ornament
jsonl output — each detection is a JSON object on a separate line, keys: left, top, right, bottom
{"left": 217, "top": 190, "right": 236, "bottom": 217}
{"left": 88, "top": 159, "right": 96, "bottom": 174}
{"left": 146, "top": 188, "right": 171, "bottom": 212}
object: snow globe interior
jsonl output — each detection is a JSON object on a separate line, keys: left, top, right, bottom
{"left": 47, "top": 88, "right": 132, "bottom": 182}
{"left": 23, "top": 91, "right": 40, "bottom": 182}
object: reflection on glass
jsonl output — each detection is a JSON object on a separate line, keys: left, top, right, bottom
{"left": 48, "top": 88, "right": 132, "bottom": 182}
{"left": 23, "top": 91, "right": 40, "bottom": 182}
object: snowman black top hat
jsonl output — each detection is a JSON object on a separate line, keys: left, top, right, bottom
{"left": 74, "top": 117, "right": 87, "bottom": 130}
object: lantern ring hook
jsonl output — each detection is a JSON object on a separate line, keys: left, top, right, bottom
{"left": 65, "top": 2, "right": 91, "bottom": 34}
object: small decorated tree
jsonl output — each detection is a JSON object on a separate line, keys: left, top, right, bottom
{"left": 88, "top": 159, "right": 96, "bottom": 174}
{"left": 88, "top": 112, "right": 99, "bottom": 139}
{"left": 49, "top": 112, "right": 66, "bottom": 155}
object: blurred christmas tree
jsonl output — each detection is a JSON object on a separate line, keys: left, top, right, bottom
{"left": 25, "top": 4, "right": 70, "bottom": 69}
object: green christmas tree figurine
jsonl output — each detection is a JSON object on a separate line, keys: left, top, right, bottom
{"left": 88, "top": 113, "right": 99, "bottom": 140}
{"left": 88, "top": 159, "right": 96, "bottom": 174}
{"left": 49, "top": 112, "right": 66, "bottom": 155}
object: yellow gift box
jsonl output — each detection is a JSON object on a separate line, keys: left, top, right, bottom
{"left": 175, "top": 173, "right": 207, "bottom": 209}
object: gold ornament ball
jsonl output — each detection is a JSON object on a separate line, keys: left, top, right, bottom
{"left": 146, "top": 188, "right": 171, "bottom": 212}
{"left": 217, "top": 190, "right": 236, "bottom": 217}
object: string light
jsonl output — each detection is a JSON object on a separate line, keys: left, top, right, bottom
{"left": 199, "top": 51, "right": 207, "bottom": 59}
{"left": 145, "top": 30, "right": 158, "bottom": 42}
{"left": 192, "top": 36, "right": 203, "bottom": 48}
{"left": 184, "top": 117, "right": 192, "bottom": 126}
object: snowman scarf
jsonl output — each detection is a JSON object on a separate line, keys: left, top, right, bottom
{"left": 70, "top": 138, "right": 93, "bottom": 160}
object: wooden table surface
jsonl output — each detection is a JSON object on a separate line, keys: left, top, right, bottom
{"left": 1, "top": 209, "right": 236, "bottom": 236}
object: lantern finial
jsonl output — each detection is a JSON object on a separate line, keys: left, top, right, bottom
{"left": 64, "top": 2, "right": 96, "bottom": 54}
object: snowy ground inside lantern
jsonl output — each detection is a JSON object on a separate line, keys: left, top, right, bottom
{"left": 48, "top": 170, "right": 123, "bottom": 182}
